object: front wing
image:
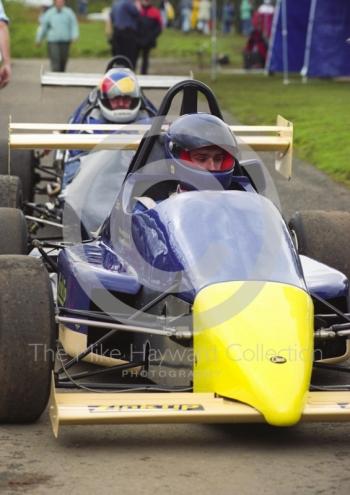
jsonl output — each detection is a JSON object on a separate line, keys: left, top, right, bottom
{"left": 50, "top": 382, "right": 350, "bottom": 437}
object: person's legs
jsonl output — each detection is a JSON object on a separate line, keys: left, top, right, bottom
{"left": 241, "top": 19, "right": 252, "bottom": 36}
{"left": 182, "top": 8, "right": 190, "bottom": 32}
{"left": 141, "top": 47, "right": 150, "bottom": 75}
{"left": 122, "top": 31, "right": 139, "bottom": 69}
{"left": 113, "top": 31, "right": 138, "bottom": 69}
{"left": 47, "top": 42, "right": 61, "bottom": 71}
{"left": 59, "top": 42, "right": 71, "bottom": 72}
{"left": 111, "top": 29, "right": 119, "bottom": 56}
{"left": 223, "top": 21, "right": 230, "bottom": 34}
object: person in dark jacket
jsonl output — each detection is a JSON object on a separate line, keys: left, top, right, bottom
{"left": 137, "top": 0, "right": 162, "bottom": 74}
{"left": 243, "top": 28, "right": 267, "bottom": 69}
{"left": 110, "top": 0, "right": 141, "bottom": 69}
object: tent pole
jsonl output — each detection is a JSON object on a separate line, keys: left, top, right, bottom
{"left": 301, "top": 0, "right": 318, "bottom": 83}
{"left": 265, "top": 0, "right": 281, "bottom": 75}
{"left": 211, "top": 0, "right": 217, "bottom": 82}
{"left": 281, "top": 0, "right": 289, "bottom": 84}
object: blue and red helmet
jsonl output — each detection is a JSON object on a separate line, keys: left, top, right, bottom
{"left": 97, "top": 68, "right": 141, "bottom": 123}
{"left": 165, "top": 113, "right": 239, "bottom": 190}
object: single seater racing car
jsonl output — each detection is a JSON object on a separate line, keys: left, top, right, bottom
{"left": 1, "top": 80, "right": 350, "bottom": 437}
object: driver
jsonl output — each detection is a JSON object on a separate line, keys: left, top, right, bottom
{"left": 185, "top": 146, "right": 228, "bottom": 171}
{"left": 134, "top": 113, "right": 240, "bottom": 210}
{"left": 164, "top": 113, "right": 239, "bottom": 190}
{"left": 71, "top": 67, "right": 145, "bottom": 126}
{"left": 61, "top": 68, "right": 150, "bottom": 191}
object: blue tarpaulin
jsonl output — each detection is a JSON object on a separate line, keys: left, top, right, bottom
{"left": 267, "top": 0, "right": 350, "bottom": 78}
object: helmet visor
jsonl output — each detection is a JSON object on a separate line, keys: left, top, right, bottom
{"left": 179, "top": 146, "right": 235, "bottom": 172}
{"left": 100, "top": 95, "right": 140, "bottom": 111}
{"left": 169, "top": 113, "right": 239, "bottom": 160}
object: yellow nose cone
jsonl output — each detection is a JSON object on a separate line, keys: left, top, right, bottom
{"left": 193, "top": 281, "right": 314, "bottom": 426}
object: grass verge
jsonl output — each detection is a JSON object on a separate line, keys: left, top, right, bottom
{"left": 203, "top": 73, "right": 350, "bottom": 185}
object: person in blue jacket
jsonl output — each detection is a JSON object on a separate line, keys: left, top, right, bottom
{"left": 110, "top": 0, "right": 141, "bottom": 69}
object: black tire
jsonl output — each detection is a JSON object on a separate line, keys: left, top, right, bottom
{"left": 0, "top": 141, "right": 35, "bottom": 202}
{"left": 289, "top": 210, "right": 350, "bottom": 280}
{"left": 0, "top": 256, "right": 56, "bottom": 423}
{"left": 290, "top": 210, "right": 350, "bottom": 361}
{"left": 0, "top": 175, "right": 23, "bottom": 208}
{"left": 0, "top": 208, "right": 28, "bottom": 254}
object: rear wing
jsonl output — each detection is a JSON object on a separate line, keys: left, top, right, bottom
{"left": 9, "top": 115, "right": 293, "bottom": 179}
{"left": 41, "top": 70, "right": 194, "bottom": 90}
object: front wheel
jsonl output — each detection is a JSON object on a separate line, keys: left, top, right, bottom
{"left": 0, "top": 256, "right": 56, "bottom": 422}
{"left": 0, "top": 175, "right": 22, "bottom": 208}
{"left": 0, "top": 207, "right": 28, "bottom": 254}
{"left": 0, "top": 144, "right": 36, "bottom": 202}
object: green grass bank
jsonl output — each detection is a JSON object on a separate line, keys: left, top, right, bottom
{"left": 204, "top": 74, "right": 350, "bottom": 185}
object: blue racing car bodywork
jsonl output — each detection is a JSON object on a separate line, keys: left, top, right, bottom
{"left": 55, "top": 81, "right": 349, "bottom": 398}
{"left": 3, "top": 78, "right": 350, "bottom": 435}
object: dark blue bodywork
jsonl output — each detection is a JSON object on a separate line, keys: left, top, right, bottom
{"left": 107, "top": 190, "right": 306, "bottom": 295}
{"left": 58, "top": 171, "right": 349, "bottom": 337}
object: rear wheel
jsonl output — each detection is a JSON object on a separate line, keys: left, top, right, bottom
{"left": 0, "top": 175, "right": 23, "bottom": 208}
{"left": 0, "top": 141, "right": 36, "bottom": 202}
{"left": 0, "top": 256, "right": 56, "bottom": 422}
{"left": 289, "top": 210, "right": 350, "bottom": 280}
{"left": 289, "top": 210, "right": 350, "bottom": 362}
{"left": 0, "top": 207, "right": 28, "bottom": 254}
